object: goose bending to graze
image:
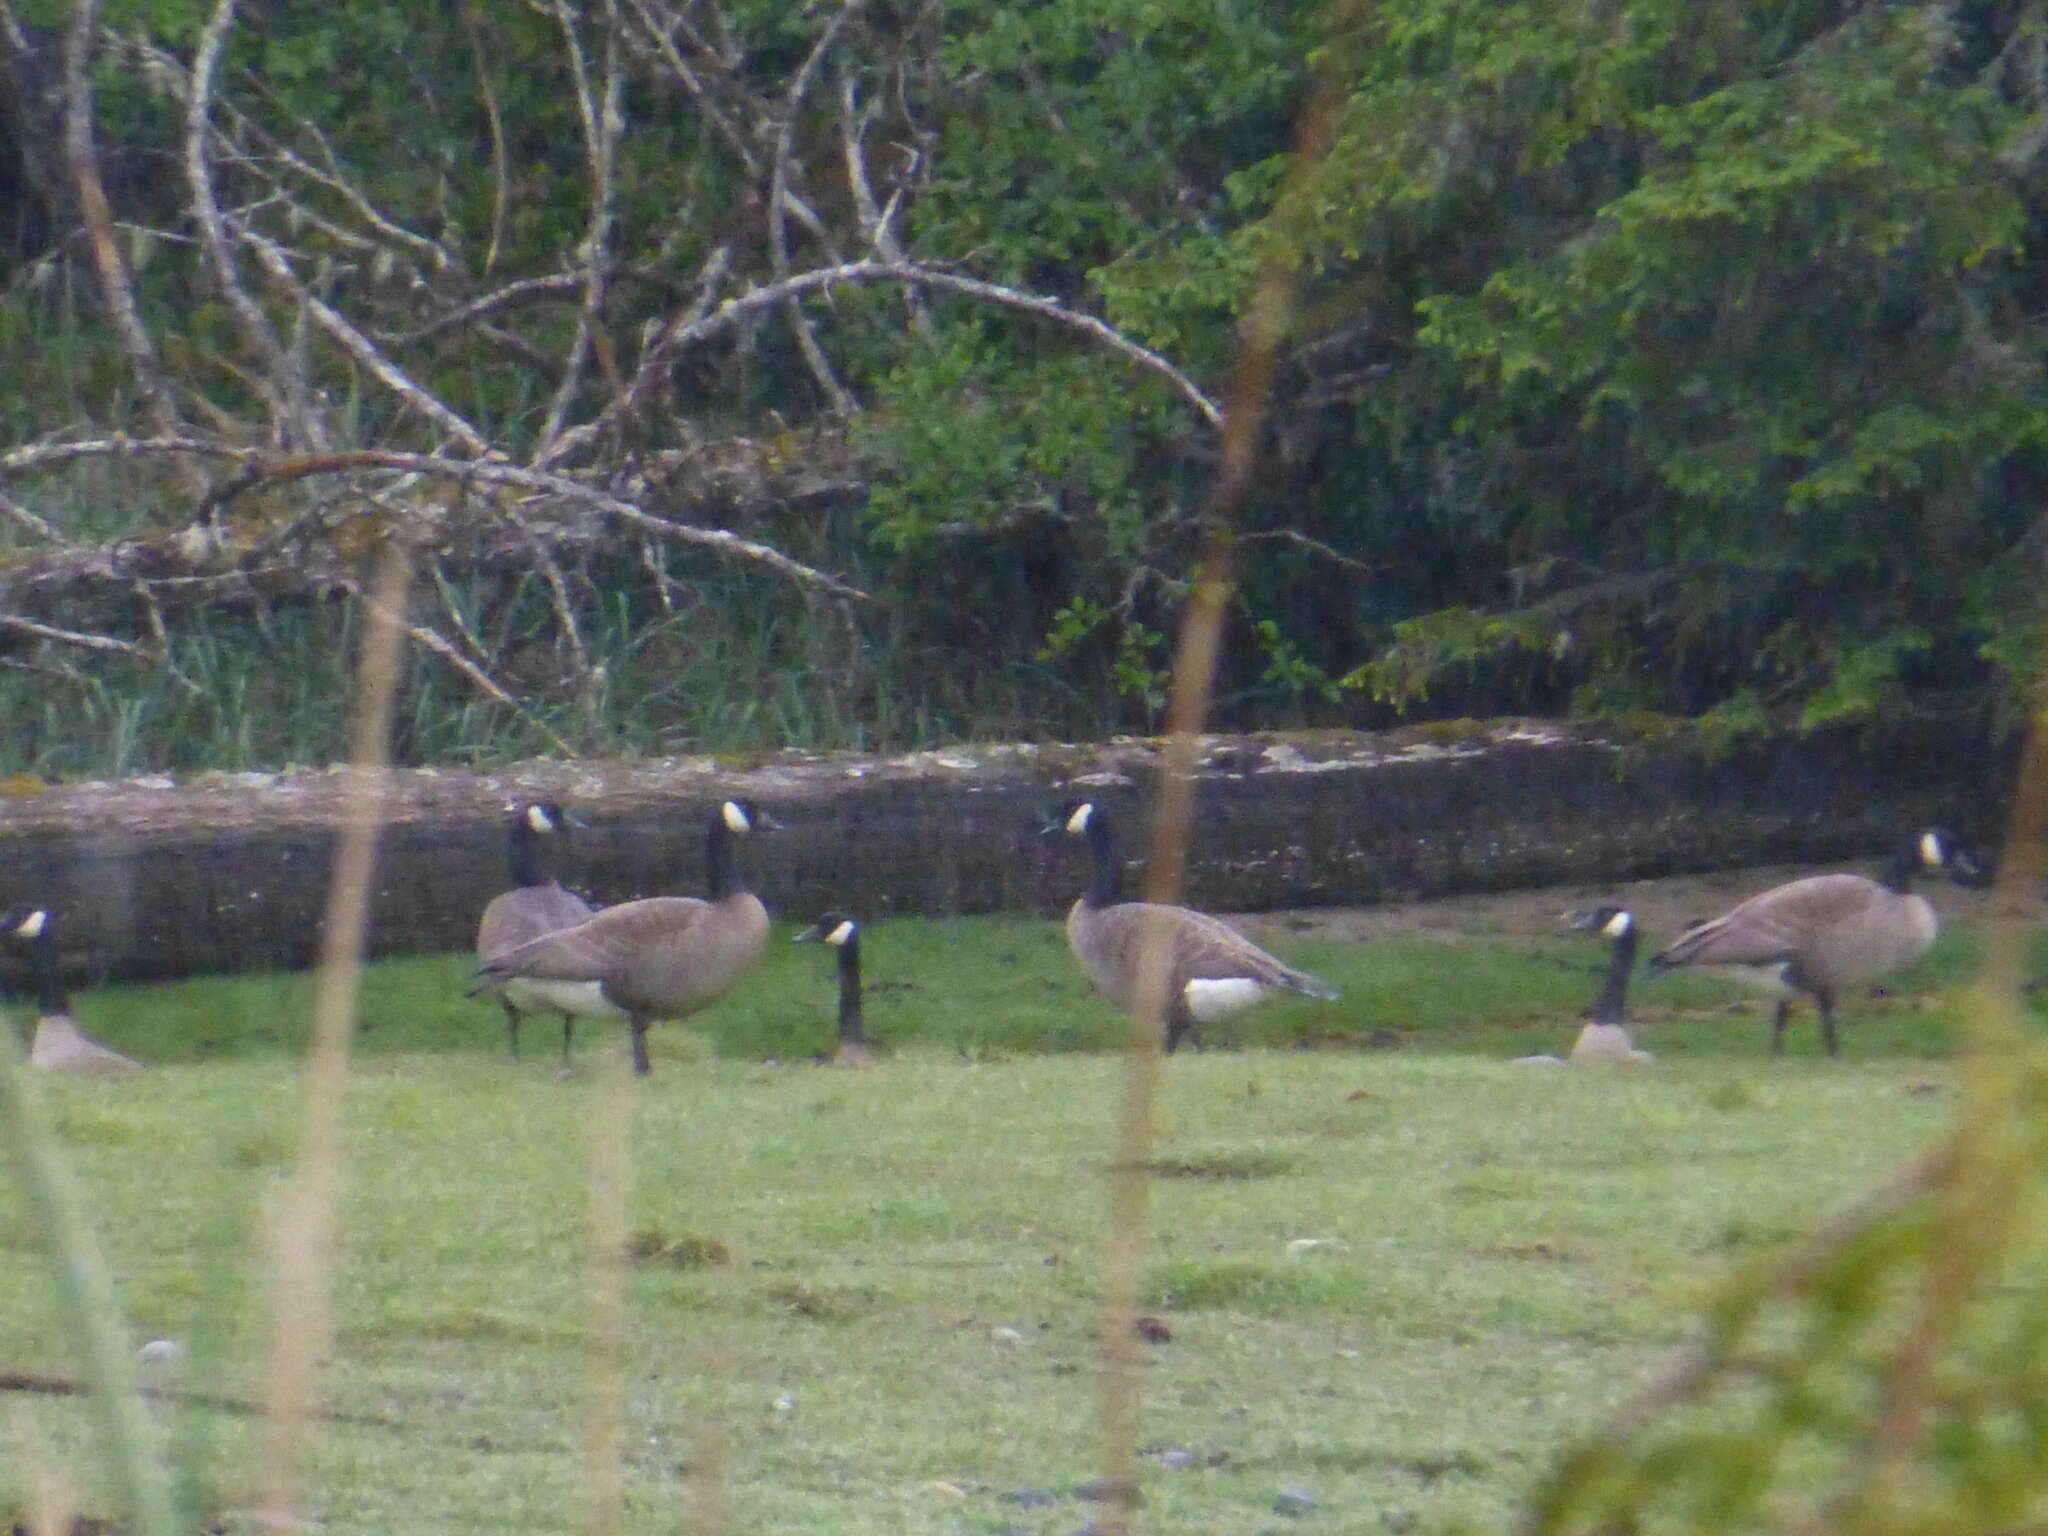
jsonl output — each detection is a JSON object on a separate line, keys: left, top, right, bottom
{"left": 477, "top": 799, "right": 778, "bottom": 1076}
{"left": 1649, "top": 829, "right": 1983, "bottom": 1057}
{"left": 794, "top": 911, "right": 872, "bottom": 1067}
{"left": 474, "top": 801, "right": 621, "bottom": 1060}
{"left": 1047, "top": 799, "right": 1338, "bottom": 1052}
{"left": 0, "top": 907, "right": 141, "bottom": 1076}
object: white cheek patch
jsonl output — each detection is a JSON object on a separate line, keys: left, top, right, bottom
{"left": 723, "top": 800, "right": 751, "bottom": 833}
{"left": 1066, "top": 803, "right": 1094, "bottom": 835}
{"left": 15, "top": 909, "right": 46, "bottom": 939}
{"left": 1602, "top": 911, "right": 1633, "bottom": 939}
{"left": 1919, "top": 831, "right": 1943, "bottom": 866}
{"left": 825, "top": 920, "right": 856, "bottom": 948}
{"left": 1183, "top": 977, "right": 1270, "bottom": 1023}
{"left": 527, "top": 805, "right": 554, "bottom": 833}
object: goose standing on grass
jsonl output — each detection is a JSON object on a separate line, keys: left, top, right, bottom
{"left": 0, "top": 907, "right": 141, "bottom": 1076}
{"left": 793, "top": 911, "right": 873, "bottom": 1067}
{"left": 1046, "top": 798, "right": 1338, "bottom": 1052}
{"left": 474, "top": 801, "right": 621, "bottom": 1060}
{"left": 1648, "top": 829, "right": 1984, "bottom": 1057}
{"left": 476, "top": 799, "right": 779, "bottom": 1077}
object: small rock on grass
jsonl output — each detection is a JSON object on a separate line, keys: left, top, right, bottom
{"left": 1149, "top": 1447, "right": 1197, "bottom": 1471}
{"left": 1274, "top": 1483, "right": 1316, "bottom": 1515}
{"left": 999, "top": 1487, "right": 1057, "bottom": 1508}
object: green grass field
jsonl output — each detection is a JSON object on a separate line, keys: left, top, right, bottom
{"left": 0, "top": 913, "right": 2032, "bottom": 1533}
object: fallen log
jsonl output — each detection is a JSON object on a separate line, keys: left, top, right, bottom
{"left": 0, "top": 717, "right": 2003, "bottom": 985}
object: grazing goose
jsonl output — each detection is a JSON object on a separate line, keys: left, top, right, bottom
{"left": 1046, "top": 798, "right": 1338, "bottom": 1051}
{"left": 1513, "top": 907, "right": 1652, "bottom": 1067}
{"left": 793, "top": 910, "right": 873, "bottom": 1067}
{"left": 477, "top": 799, "right": 778, "bottom": 1076}
{"left": 474, "top": 801, "right": 620, "bottom": 1060}
{"left": 0, "top": 907, "right": 141, "bottom": 1076}
{"left": 1648, "top": 829, "right": 1983, "bottom": 1056}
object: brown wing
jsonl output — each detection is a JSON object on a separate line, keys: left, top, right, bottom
{"left": 476, "top": 883, "right": 597, "bottom": 963}
{"left": 1654, "top": 875, "right": 1885, "bottom": 967}
{"left": 1090, "top": 902, "right": 1335, "bottom": 996}
{"left": 480, "top": 896, "right": 711, "bottom": 983}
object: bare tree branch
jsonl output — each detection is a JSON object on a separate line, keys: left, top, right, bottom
{"left": 562, "top": 260, "right": 1226, "bottom": 456}
{"left": 186, "top": 0, "right": 302, "bottom": 443}
{"left": 242, "top": 235, "right": 494, "bottom": 457}
{"left": 536, "top": 244, "right": 731, "bottom": 471}
{"left": 0, "top": 612, "right": 156, "bottom": 659}
{"left": 840, "top": 69, "right": 931, "bottom": 337}
{"left": 538, "top": 0, "right": 627, "bottom": 454}
{"left": 621, "top": 0, "right": 762, "bottom": 179}
{"left": 194, "top": 448, "right": 867, "bottom": 597}
{"left": 767, "top": 0, "right": 866, "bottom": 415}
{"left": 458, "top": 0, "right": 513, "bottom": 276}
{"left": 62, "top": 0, "right": 182, "bottom": 439}
{"left": 333, "top": 568, "right": 581, "bottom": 756}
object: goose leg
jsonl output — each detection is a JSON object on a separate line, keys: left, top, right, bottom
{"left": 1770, "top": 1001, "right": 1791, "bottom": 1055}
{"left": 1164, "top": 1007, "right": 1200, "bottom": 1054}
{"left": 1817, "top": 992, "right": 1839, "bottom": 1058}
{"left": 501, "top": 999, "right": 523, "bottom": 1058}
{"left": 560, "top": 1014, "right": 575, "bottom": 1061}
{"left": 630, "top": 1017, "right": 652, "bottom": 1077}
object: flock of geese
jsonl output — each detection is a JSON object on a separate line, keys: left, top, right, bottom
{"left": 0, "top": 799, "right": 1988, "bottom": 1078}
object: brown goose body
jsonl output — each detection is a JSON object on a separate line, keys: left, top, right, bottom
{"left": 1649, "top": 830, "right": 1978, "bottom": 1055}
{"left": 1051, "top": 800, "right": 1338, "bottom": 1052}
{"left": 475, "top": 806, "right": 618, "bottom": 1056}
{"left": 474, "top": 801, "right": 620, "bottom": 1059}
{"left": 478, "top": 800, "right": 776, "bottom": 1075}
{"left": 3, "top": 908, "right": 141, "bottom": 1076}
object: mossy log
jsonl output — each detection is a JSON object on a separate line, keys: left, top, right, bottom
{"left": 0, "top": 718, "right": 2001, "bottom": 984}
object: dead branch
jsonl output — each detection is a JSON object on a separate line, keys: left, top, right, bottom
{"left": 0, "top": 613, "right": 156, "bottom": 660}
{"left": 841, "top": 69, "right": 931, "bottom": 337}
{"left": 185, "top": 0, "right": 299, "bottom": 441}
{"left": 537, "top": 0, "right": 627, "bottom": 455}
{"left": 767, "top": 0, "right": 866, "bottom": 415}
{"left": 538, "top": 243, "right": 732, "bottom": 471}
{"left": 459, "top": 0, "right": 513, "bottom": 275}
{"left": 621, "top": 0, "right": 763, "bottom": 179}
{"left": 62, "top": 0, "right": 182, "bottom": 440}
{"left": 334, "top": 567, "right": 581, "bottom": 758}
{"left": 241, "top": 234, "right": 494, "bottom": 457}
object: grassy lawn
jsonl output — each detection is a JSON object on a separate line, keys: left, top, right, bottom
{"left": 0, "top": 912, "right": 2029, "bottom": 1532}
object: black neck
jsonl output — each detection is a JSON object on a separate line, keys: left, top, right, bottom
{"left": 1877, "top": 838, "right": 1921, "bottom": 894}
{"left": 508, "top": 823, "right": 554, "bottom": 889}
{"left": 836, "top": 936, "right": 865, "bottom": 1043}
{"left": 1587, "top": 925, "right": 1637, "bottom": 1024}
{"left": 706, "top": 815, "right": 747, "bottom": 900}
{"left": 1081, "top": 813, "right": 1123, "bottom": 909}
{"left": 25, "top": 921, "right": 64, "bottom": 1017}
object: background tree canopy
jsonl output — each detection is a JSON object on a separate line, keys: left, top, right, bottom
{"left": 0, "top": 0, "right": 2040, "bottom": 773}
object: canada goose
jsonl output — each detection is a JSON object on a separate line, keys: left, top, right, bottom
{"left": 1046, "top": 798, "right": 1338, "bottom": 1051}
{"left": 1565, "top": 906, "right": 1653, "bottom": 1064}
{"left": 1512, "top": 907, "right": 1652, "bottom": 1067}
{"left": 476, "top": 799, "right": 779, "bottom": 1076}
{"left": 1648, "top": 829, "right": 1982, "bottom": 1056}
{"left": 793, "top": 911, "right": 873, "bottom": 1067}
{"left": 0, "top": 907, "right": 141, "bottom": 1076}
{"left": 474, "top": 801, "right": 621, "bottom": 1060}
